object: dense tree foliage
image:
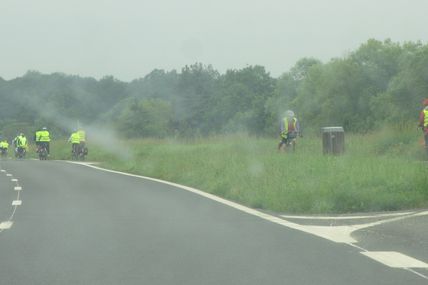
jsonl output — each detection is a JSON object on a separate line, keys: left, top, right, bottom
{"left": 0, "top": 39, "right": 427, "bottom": 139}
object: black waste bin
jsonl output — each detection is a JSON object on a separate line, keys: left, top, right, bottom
{"left": 322, "top": 127, "right": 345, "bottom": 155}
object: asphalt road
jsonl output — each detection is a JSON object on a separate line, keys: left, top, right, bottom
{"left": 0, "top": 159, "right": 426, "bottom": 285}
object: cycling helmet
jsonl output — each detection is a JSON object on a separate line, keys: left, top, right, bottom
{"left": 285, "top": 110, "right": 295, "bottom": 118}
{"left": 423, "top": 99, "right": 428, "bottom": 106}
{"left": 42, "top": 127, "right": 47, "bottom": 130}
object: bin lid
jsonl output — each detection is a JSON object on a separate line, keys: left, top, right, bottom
{"left": 321, "top": 126, "right": 344, "bottom": 132}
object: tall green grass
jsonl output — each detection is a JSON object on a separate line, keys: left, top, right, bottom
{"left": 48, "top": 129, "right": 428, "bottom": 214}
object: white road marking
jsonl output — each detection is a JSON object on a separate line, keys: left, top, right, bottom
{"left": 405, "top": 268, "right": 428, "bottom": 280}
{"left": 70, "top": 161, "right": 428, "bottom": 243}
{"left": 68, "top": 161, "right": 428, "bottom": 280}
{"left": 0, "top": 167, "right": 22, "bottom": 232}
{"left": 0, "top": 221, "right": 13, "bottom": 229}
{"left": 293, "top": 211, "right": 428, "bottom": 244}
{"left": 281, "top": 212, "right": 414, "bottom": 220}
{"left": 413, "top": 211, "right": 428, "bottom": 217}
{"left": 361, "top": 251, "right": 428, "bottom": 268}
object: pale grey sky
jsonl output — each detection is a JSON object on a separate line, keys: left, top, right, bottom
{"left": 1, "top": 0, "right": 427, "bottom": 81}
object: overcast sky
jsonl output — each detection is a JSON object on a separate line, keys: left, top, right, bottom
{"left": 1, "top": 0, "right": 427, "bottom": 81}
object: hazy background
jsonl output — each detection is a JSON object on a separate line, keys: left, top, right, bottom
{"left": 1, "top": 0, "right": 427, "bottom": 81}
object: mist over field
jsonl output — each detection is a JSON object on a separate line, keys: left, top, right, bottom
{"left": 1, "top": 39, "right": 428, "bottom": 142}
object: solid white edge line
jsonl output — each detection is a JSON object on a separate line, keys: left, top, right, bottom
{"left": 66, "top": 161, "right": 428, "bottom": 281}
{"left": 65, "top": 162, "right": 355, "bottom": 240}
{"left": 281, "top": 212, "right": 415, "bottom": 220}
{"left": 65, "top": 162, "right": 422, "bottom": 242}
{"left": 361, "top": 251, "right": 428, "bottom": 268}
{"left": 405, "top": 268, "right": 428, "bottom": 280}
{"left": 67, "top": 162, "right": 428, "bottom": 236}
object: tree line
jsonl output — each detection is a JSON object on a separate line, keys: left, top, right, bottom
{"left": 0, "top": 39, "right": 427, "bottom": 139}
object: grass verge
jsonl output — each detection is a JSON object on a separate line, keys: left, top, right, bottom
{"left": 48, "top": 130, "right": 428, "bottom": 214}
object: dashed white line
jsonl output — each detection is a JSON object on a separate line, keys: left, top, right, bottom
{"left": 0, "top": 221, "right": 13, "bottom": 230}
{"left": 12, "top": 200, "right": 22, "bottom": 206}
{"left": 0, "top": 166, "right": 23, "bottom": 232}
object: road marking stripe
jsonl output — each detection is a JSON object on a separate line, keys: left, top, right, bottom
{"left": 281, "top": 212, "right": 414, "bottom": 220}
{"left": 0, "top": 168, "right": 22, "bottom": 232}
{"left": 68, "top": 161, "right": 428, "bottom": 280}
{"left": 361, "top": 251, "right": 428, "bottom": 268}
{"left": 0, "top": 221, "right": 13, "bottom": 229}
{"left": 284, "top": 211, "right": 428, "bottom": 244}
{"left": 405, "top": 268, "right": 428, "bottom": 280}
{"left": 69, "top": 162, "right": 428, "bottom": 242}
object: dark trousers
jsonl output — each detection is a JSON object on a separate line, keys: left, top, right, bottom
{"left": 40, "top": 142, "right": 50, "bottom": 154}
{"left": 72, "top": 143, "right": 80, "bottom": 153}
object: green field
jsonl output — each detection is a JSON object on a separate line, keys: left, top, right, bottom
{"left": 47, "top": 128, "right": 428, "bottom": 214}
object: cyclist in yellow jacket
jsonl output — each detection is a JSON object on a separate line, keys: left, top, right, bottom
{"left": 78, "top": 129, "right": 86, "bottom": 145}
{"left": 37, "top": 127, "right": 51, "bottom": 155}
{"left": 278, "top": 110, "right": 301, "bottom": 152}
{"left": 419, "top": 99, "right": 428, "bottom": 155}
{"left": 68, "top": 131, "right": 81, "bottom": 158}
{"left": 13, "top": 133, "right": 28, "bottom": 158}
{"left": 0, "top": 138, "right": 9, "bottom": 157}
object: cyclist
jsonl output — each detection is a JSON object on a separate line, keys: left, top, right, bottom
{"left": 0, "top": 138, "right": 9, "bottom": 157}
{"left": 419, "top": 98, "right": 428, "bottom": 155}
{"left": 78, "top": 128, "right": 86, "bottom": 148}
{"left": 37, "top": 127, "right": 51, "bottom": 155}
{"left": 78, "top": 128, "right": 88, "bottom": 156}
{"left": 278, "top": 110, "right": 301, "bottom": 152}
{"left": 13, "top": 133, "right": 28, "bottom": 158}
{"left": 68, "top": 130, "right": 81, "bottom": 158}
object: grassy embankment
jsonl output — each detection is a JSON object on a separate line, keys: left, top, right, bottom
{"left": 49, "top": 128, "right": 428, "bottom": 214}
